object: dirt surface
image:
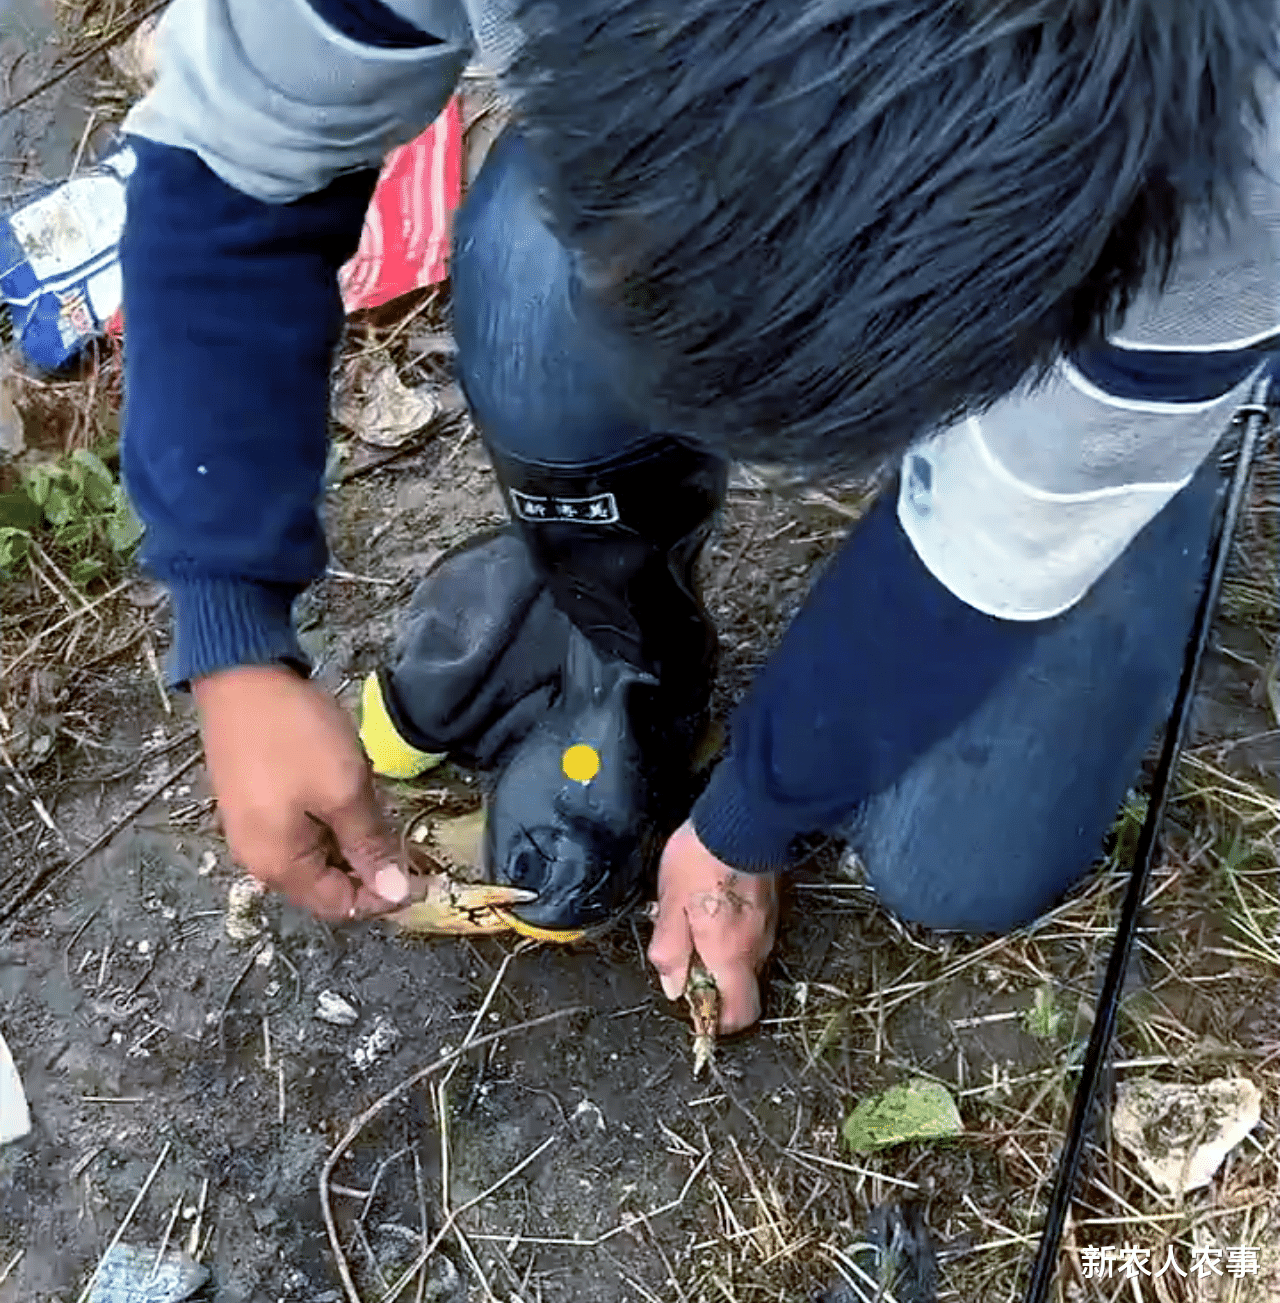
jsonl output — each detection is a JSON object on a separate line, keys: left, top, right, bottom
{"left": 2, "top": 376, "right": 1278, "bottom": 1303}
{"left": 0, "top": 0, "right": 121, "bottom": 204}
{"left": 0, "top": 368, "right": 1059, "bottom": 1301}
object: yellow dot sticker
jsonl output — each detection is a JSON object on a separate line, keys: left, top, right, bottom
{"left": 562, "top": 743, "right": 601, "bottom": 784}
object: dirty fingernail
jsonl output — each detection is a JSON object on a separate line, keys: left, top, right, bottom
{"left": 374, "top": 865, "right": 410, "bottom": 903}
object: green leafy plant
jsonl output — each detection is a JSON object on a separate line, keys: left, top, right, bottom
{"left": 0, "top": 447, "right": 143, "bottom": 584}
{"left": 1022, "top": 983, "right": 1065, "bottom": 1041}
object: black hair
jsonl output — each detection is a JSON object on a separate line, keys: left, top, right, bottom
{"left": 507, "top": 0, "right": 1279, "bottom": 476}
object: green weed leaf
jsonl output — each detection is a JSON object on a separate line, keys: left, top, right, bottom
{"left": 0, "top": 525, "right": 29, "bottom": 571}
{"left": 106, "top": 493, "right": 144, "bottom": 553}
{"left": 23, "top": 463, "right": 54, "bottom": 507}
{"left": 71, "top": 448, "right": 117, "bottom": 509}
{"left": 56, "top": 518, "right": 93, "bottom": 551}
{"left": 69, "top": 556, "right": 105, "bottom": 584}
{"left": 0, "top": 490, "right": 41, "bottom": 530}
{"left": 42, "top": 483, "right": 77, "bottom": 527}
{"left": 843, "top": 1079, "right": 963, "bottom": 1154}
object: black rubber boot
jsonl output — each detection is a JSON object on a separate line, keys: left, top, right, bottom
{"left": 375, "top": 529, "right": 571, "bottom": 771}
{"left": 483, "top": 437, "right": 728, "bottom": 940}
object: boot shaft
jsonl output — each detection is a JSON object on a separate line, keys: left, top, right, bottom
{"left": 487, "top": 438, "right": 727, "bottom": 692}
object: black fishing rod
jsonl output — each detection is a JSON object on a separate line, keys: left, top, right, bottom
{"left": 1022, "top": 375, "right": 1273, "bottom": 1302}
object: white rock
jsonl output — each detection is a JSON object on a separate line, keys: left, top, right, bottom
{"left": 0, "top": 1027, "right": 30, "bottom": 1146}
{"left": 1113, "top": 1077, "right": 1261, "bottom": 1196}
{"left": 225, "top": 879, "right": 266, "bottom": 942}
{"left": 315, "top": 991, "right": 360, "bottom": 1027}
{"left": 572, "top": 1099, "right": 606, "bottom": 1132}
{"left": 351, "top": 1016, "right": 400, "bottom": 1070}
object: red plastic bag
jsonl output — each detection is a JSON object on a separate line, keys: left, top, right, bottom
{"left": 339, "top": 98, "right": 462, "bottom": 313}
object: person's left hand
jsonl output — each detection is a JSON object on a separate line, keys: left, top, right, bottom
{"left": 647, "top": 820, "right": 779, "bottom": 1033}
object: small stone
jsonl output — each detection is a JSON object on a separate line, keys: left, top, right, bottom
{"left": 198, "top": 851, "right": 217, "bottom": 877}
{"left": 87, "top": 1244, "right": 209, "bottom": 1303}
{"left": 0, "top": 1028, "right": 30, "bottom": 1146}
{"left": 1113, "top": 1077, "right": 1261, "bottom": 1196}
{"left": 315, "top": 991, "right": 359, "bottom": 1027}
{"left": 351, "top": 1016, "right": 400, "bottom": 1071}
{"left": 225, "top": 879, "right": 266, "bottom": 942}
{"left": 136, "top": 940, "right": 151, "bottom": 955}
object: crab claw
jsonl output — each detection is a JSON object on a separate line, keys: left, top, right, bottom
{"left": 685, "top": 959, "right": 719, "bottom": 1077}
{"left": 387, "top": 843, "right": 537, "bottom": 936}
{"left": 389, "top": 874, "right": 537, "bottom": 935}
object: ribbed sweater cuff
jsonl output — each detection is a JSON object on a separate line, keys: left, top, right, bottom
{"left": 691, "top": 759, "right": 799, "bottom": 874}
{"left": 167, "top": 577, "right": 307, "bottom": 687}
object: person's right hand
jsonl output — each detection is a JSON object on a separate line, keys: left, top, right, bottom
{"left": 647, "top": 820, "right": 779, "bottom": 1033}
{"left": 193, "top": 664, "right": 410, "bottom": 922}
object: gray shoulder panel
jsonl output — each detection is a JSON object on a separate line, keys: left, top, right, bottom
{"left": 124, "top": 0, "right": 472, "bottom": 203}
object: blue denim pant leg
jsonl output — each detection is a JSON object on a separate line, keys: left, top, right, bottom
{"left": 451, "top": 127, "right": 657, "bottom": 465}
{"left": 845, "top": 450, "right": 1225, "bottom": 935}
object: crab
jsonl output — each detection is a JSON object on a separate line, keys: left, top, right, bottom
{"left": 386, "top": 838, "right": 535, "bottom": 936}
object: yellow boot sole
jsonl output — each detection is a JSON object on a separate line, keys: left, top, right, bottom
{"left": 359, "top": 673, "right": 445, "bottom": 780}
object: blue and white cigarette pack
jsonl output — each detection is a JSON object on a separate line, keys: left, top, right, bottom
{"left": 0, "top": 146, "right": 134, "bottom": 371}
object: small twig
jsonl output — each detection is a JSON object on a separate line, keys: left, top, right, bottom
{"left": 0, "top": 747, "right": 204, "bottom": 937}
{"left": 278, "top": 1063, "right": 287, "bottom": 1126}
{"left": 0, "top": 1248, "right": 23, "bottom": 1286}
{"left": 0, "top": 732, "right": 71, "bottom": 853}
{"left": 63, "top": 905, "right": 101, "bottom": 980}
{"left": 412, "top": 1149, "right": 429, "bottom": 1303}
{"left": 143, "top": 636, "right": 172, "bottom": 715}
{"left": 336, "top": 433, "right": 440, "bottom": 485}
{"left": 354, "top": 1221, "right": 391, "bottom": 1296}
{"left": 357, "top": 1147, "right": 412, "bottom": 1231}
{"left": 149, "top": 1193, "right": 185, "bottom": 1283}
{"left": 639, "top": 1210, "right": 691, "bottom": 1303}
{"left": 451, "top": 1222, "right": 496, "bottom": 1303}
{"left": 461, "top": 1150, "right": 712, "bottom": 1251}
{"left": 28, "top": 539, "right": 92, "bottom": 612}
{"left": 709, "top": 1060, "right": 786, "bottom": 1155}
{"left": 442, "top": 943, "right": 529, "bottom": 1096}
{"left": 1, "top": 578, "right": 131, "bottom": 679}
{"left": 0, "top": 0, "right": 170, "bottom": 120}
{"left": 326, "top": 566, "right": 399, "bottom": 587}
{"left": 381, "top": 1135, "right": 559, "bottom": 1303}
{"left": 217, "top": 937, "right": 269, "bottom": 1056}
{"left": 70, "top": 1145, "right": 106, "bottom": 1180}
{"left": 81, "top": 726, "right": 200, "bottom": 787}
{"left": 76, "top": 1140, "right": 171, "bottom": 1303}
{"left": 69, "top": 107, "right": 98, "bottom": 179}
{"left": 320, "top": 1008, "right": 584, "bottom": 1303}
{"left": 186, "top": 1177, "right": 209, "bottom": 1259}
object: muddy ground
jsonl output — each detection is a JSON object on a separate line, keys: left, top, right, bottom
{"left": 0, "top": 423, "right": 955, "bottom": 1303}
{"left": 3, "top": 399, "right": 1276, "bottom": 1303}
